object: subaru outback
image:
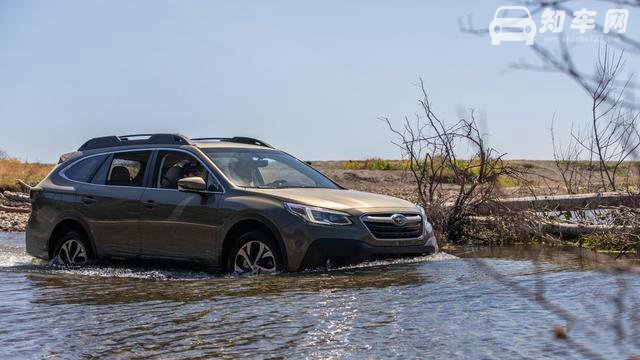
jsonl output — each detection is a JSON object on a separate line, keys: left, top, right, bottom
{"left": 26, "top": 134, "right": 438, "bottom": 274}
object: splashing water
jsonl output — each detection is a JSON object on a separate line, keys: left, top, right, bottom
{"left": 0, "top": 232, "right": 458, "bottom": 280}
{"left": 1, "top": 231, "right": 639, "bottom": 359}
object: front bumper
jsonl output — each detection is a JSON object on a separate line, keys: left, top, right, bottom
{"left": 277, "top": 207, "right": 438, "bottom": 271}
{"left": 297, "top": 234, "right": 438, "bottom": 270}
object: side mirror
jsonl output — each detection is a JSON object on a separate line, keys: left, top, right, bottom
{"left": 178, "top": 177, "right": 206, "bottom": 192}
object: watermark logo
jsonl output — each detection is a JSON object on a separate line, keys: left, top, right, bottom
{"left": 570, "top": 8, "right": 597, "bottom": 33}
{"left": 539, "top": 8, "right": 566, "bottom": 34}
{"left": 490, "top": 6, "right": 630, "bottom": 45}
{"left": 604, "top": 9, "right": 629, "bottom": 33}
{"left": 490, "top": 6, "right": 537, "bottom": 46}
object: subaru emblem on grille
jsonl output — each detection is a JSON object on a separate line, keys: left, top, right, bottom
{"left": 390, "top": 214, "right": 407, "bottom": 226}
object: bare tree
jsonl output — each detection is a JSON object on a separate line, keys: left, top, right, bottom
{"left": 542, "top": 44, "right": 640, "bottom": 194}
{"left": 551, "top": 114, "right": 584, "bottom": 194}
{"left": 383, "top": 79, "right": 518, "bottom": 242}
{"left": 555, "top": 47, "right": 640, "bottom": 192}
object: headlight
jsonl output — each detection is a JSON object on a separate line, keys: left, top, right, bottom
{"left": 284, "top": 202, "right": 352, "bottom": 226}
{"left": 417, "top": 205, "right": 433, "bottom": 234}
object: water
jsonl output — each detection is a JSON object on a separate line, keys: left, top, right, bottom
{"left": 1, "top": 232, "right": 639, "bottom": 359}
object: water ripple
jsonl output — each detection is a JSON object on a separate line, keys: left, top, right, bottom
{"left": 1, "top": 232, "right": 639, "bottom": 359}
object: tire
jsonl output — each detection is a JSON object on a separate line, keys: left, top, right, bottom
{"left": 53, "top": 230, "right": 93, "bottom": 266}
{"left": 227, "top": 230, "right": 283, "bottom": 275}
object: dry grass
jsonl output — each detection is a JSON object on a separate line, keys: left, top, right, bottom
{"left": 0, "top": 158, "right": 54, "bottom": 191}
{"left": 342, "top": 158, "right": 528, "bottom": 187}
{"left": 343, "top": 158, "right": 408, "bottom": 171}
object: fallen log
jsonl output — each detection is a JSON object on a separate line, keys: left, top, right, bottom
{"left": 470, "top": 192, "right": 640, "bottom": 215}
{"left": 2, "top": 191, "right": 30, "bottom": 203}
{"left": 468, "top": 215, "right": 626, "bottom": 238}
{"left": 0, "top": 205, "right": 30, "bottom": 213}
{"left": 1, "top": 200, "right": 29, "bottom": 208}
{"left": 540, "top": 222, "right": 625, "bottom": 237}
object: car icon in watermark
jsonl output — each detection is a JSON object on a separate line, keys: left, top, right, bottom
{"left": 490, "top": 6, "right": 537, "bottom": 45}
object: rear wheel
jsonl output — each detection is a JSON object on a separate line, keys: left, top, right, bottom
{"left": 53, "top": 230, "right": 93, "bottom": 266}
{"left": 227, "top": 231, "right": 282, "bottom": 275}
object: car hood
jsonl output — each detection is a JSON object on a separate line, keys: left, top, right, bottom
{"left": 244, "top": 187, "right": 418, "bottom": 212}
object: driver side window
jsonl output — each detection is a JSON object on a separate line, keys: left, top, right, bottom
{"left": 155, "top": 151, "right": 208, "bottom": 190}
{"left": 258, "top": 158, "right": 316, "bottom": 187}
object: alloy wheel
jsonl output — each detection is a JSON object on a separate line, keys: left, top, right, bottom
{"left": 234, "top": 240, "right": 277, "bottom": 274}
{"left": 57, "top": 239, "right": 88, "bottom": 265}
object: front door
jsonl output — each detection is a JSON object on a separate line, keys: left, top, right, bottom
{"left": 139, "top": 150, "right": 221, "bottom": 262}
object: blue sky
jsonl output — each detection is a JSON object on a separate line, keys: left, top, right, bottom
{"left": 0, "top": 0, "right": 638, "bottom": 162}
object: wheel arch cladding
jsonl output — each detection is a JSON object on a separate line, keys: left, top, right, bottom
{"left": 221, "top": 218, "right": 288, "bottom": 271}
{"left": 48, "top": 219, "right": 93, "bottom": 258}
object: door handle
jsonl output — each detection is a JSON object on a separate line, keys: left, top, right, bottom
{"left": 81, "top": 196, "right": 96, "bottom": 205}
{"left": 144, "top": 200, "right": 157, "bottom": 209}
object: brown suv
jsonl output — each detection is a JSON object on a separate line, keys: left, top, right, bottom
{"left": 26, "top": 134, "right": 437, "bottom": 274}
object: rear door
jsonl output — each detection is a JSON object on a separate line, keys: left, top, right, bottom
{"left": 139, "top": 149, "right": 222, "bottom": 261}
{"left": 76, "top": 150, "right": 152, "bottom": 257}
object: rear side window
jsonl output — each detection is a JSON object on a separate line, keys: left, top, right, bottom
{"left": 97, "top": 151, "right": 151, "bottom": 187}
{"left": 64, "top": 155, "right": 107, "bottom": 182}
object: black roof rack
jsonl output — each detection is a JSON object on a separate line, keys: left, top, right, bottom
{"left": 78, "top": 133, "right": 193, "bottom": 151}
{"left": 190, "top": 136, "right": 273, "bottom": 148}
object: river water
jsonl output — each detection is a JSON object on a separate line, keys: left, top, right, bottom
{"left": 1, "top": 232, "right": 639, "bottom": 359}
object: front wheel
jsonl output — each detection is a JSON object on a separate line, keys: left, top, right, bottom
{"left": 227, "top": 231, "right": 282, "bottom": 275}
{"left": 53, "top": 230, "right": 93, "bottom": 266}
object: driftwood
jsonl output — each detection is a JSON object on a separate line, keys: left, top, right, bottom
{"left": 470, "top": 215, "right": 626, "bottom": 238}
{"left": 0, "top": 205, "right": 30, "bottom": 213}
{"left": 16, "top": 179, "right": 32, "bottom": 194}
{"left": 2, "top": 191, "right": 30, "bottom": 203}
{"left": 466, "top": 192, "right": 640, "bottom": 238}
{"left": 0, "top": 180, "right": 32, "bottom": 213}
{"left": 471, "top": 192, "right": 640, "bottom": 216}
{"left": 0, "top": 197, "right": 30, "bottom": 213}
{"left": 540, "top": 222, "right": 625, "bottom": 237}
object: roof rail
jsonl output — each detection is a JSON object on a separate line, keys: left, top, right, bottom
{"left": 78, "top": 133, "right": 192, "bottom": 151}
{"left": 190, "top": 136, "right": 273, "bottom": 148}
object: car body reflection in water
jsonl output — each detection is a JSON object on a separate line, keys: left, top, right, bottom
{"left": 1, "top": 232, "right": 639, "bottom": 359}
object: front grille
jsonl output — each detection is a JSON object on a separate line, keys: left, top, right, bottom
{"left": 362, "top": 213, "right": 423, "bottom": 239}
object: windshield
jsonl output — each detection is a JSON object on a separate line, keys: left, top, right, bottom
{"left": 203, "top": 148, "right": 339, "bottom": 189}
